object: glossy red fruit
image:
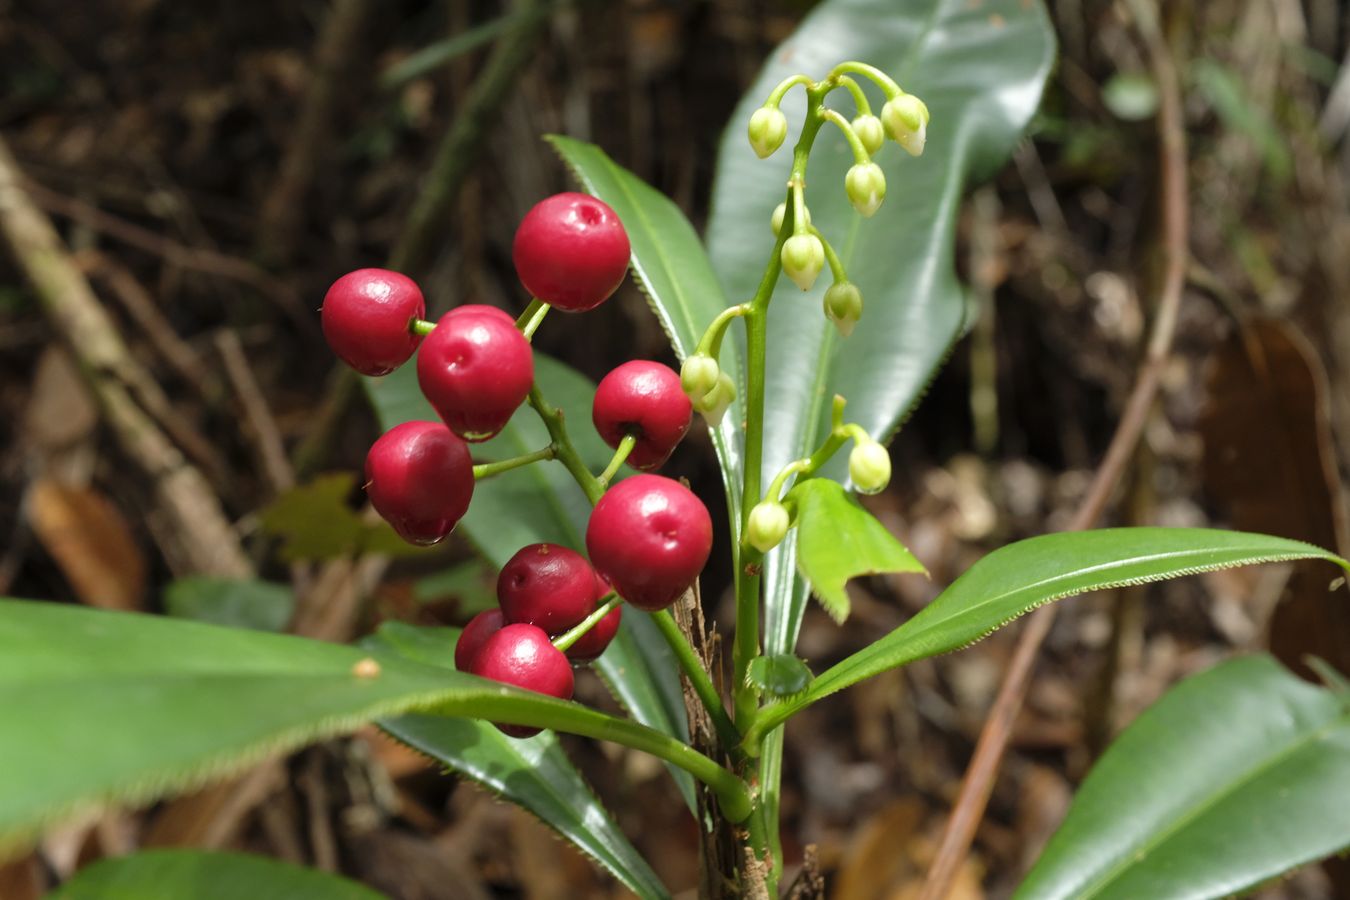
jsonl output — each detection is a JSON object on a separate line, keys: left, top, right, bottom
{"left": 447, "top": 304, "right": 515, "bottom": 326}
{"left": 471, "top": 623, "right": 575, "bottom": 738}
{"left": 565, "top": 573, "right": 622, "bottom": 663}
{"left": 322, "top": 269, "right": 425, "bottom": 376}
{"left": 513, "top": 192, "right": 631, "bottom": 312}
{"left": 592, "top": 360, "right": 692, "bottom": 471}
{"left": 586, "top": 474, "right": 712, "bottom": 611}
{"left": 497, "top": 543, "right": 597, "bottom": 635}
{"left": 365, "top": 420, "right": 473, "bottom": 545}
{"left": 454, "top": 609, "right": 505, "bottom": 672}
{"left": 416, "top": 306, "right": 533, "bottom": 442}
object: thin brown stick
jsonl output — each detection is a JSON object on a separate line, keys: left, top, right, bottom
{"left": 918, "top": 2, "right": 1189, "bottom": 896}
{"left": 215, "top": 329, "right": 296, "bottom": 494}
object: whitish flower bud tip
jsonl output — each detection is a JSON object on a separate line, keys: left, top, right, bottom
{"left": 695, "top": 372, "right": 736, "bottom": 428}
{"left": 748, "top": 107, "right": 789, "bottom": 159}
{"left": 746, "top": 501, "right": 790, "bottom": 553}
{"left": 849, "top": 440, "right": 891, "bottom": 494}
{"left": 845, "top": 162, "right": 886, "bottom": 218}
{"left": 781, "top": 234, "right": 825, "bottom": 292}
{"left": 882, "top": 94, "right": 930, "bottom": 157}
{"left": 824, "top": 282, "right": 863, "bottom": 338}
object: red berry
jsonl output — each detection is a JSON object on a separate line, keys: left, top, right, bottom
{"left": 565, "top": 573, "right": 622, "bottom": 663}
{"left": 471, "top": 623, "right": 575, "bottom": 738}
{"left": 447, "top": 304, "right": 515, "bottom": 326}
{"left": 586, "top": 474, "right": 712, "bottom": 611}
{"left": 455, "top": 609, "right": 505, "bottom": 671}
{"left": 365, "top": 421, "right": 473, "bottom": 545}
{"left": 592, "top": 360, "right": 692, "bottom": 471}
{"left": 322, "top": 269, "right": 425, "bottom": 376}
{"left": 416, "top": 306, "right": 534, "bottom": 442}
{"left": 513, "top": 192, "right": 631, "bottom": 312}
{"left": 497, "top": 543, "right": 598, "bottom": 635}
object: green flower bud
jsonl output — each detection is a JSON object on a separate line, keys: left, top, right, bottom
{"left": 823, "top": 282, "right": 863, "bottom": 338}
{"left": 881, "top": 93, "right": 929, "bottom": 157}
{"left": 852, "top": 114, "right": 885, "bottom": 156}
{"left": 849, "top": 439, "right": 891, "bottom": 494}
{"left": 771, "top": 201, "right": 810, "bottom": 237}
{"left": 747, "top": 107, "right": 788, "bottom": 159}
{"left": 694, "top": 372, "right": 736, "bottom": 428}
{"left": 746, "top": 501, "right": 791, "bottom": 553}
{"left": 680, "top": 353, "right": 720, "bottom": 400}
{"left": 844, "top": 162, "right": 886, "bottom": 218}
{"left": 781, "top": 234, "right": 825, "bottom": 292}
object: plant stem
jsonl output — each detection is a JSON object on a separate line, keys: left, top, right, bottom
{"left": 525, "top": 385, "right": 604, "bottom": 505}
{"left": 836, "top": 75, "right": 873, "bottom": 116}
{"left": 516, "top": 297, "right": 549, "bottom": 339}
{"left": 472, "top": 446, "right": 555, "bottom": 479}
{"left": 411, "top": 317, "right": 436, "bottom": 336}
{"left": 819, "top": 107, "right": 871, "bottom": 163}
{"left": 695, "top": 302, "right": 752, "bottom": 359}
{"left": 597, "top": 433, "right": 637, "bottom": 486}
{"left": 827, "top": 61, "right": 901, "bottom": 98}
{"left": 807, "top": 225, "right": 848, "bottom": 284}
{"left": 553, "top": 595, "right": 620, "bottom": 652}
{"left": 652, "top": 609, "right": 741, "bottom": 750}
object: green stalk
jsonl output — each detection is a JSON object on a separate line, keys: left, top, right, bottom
{"left": 651, "top": 609, "right": 741, "bottom": 751}
{"left": 553, "top": 595, "right": 620, "bottom": 652}
{"left": 517, "top": 297, "right": 550, "bottom": 339}
{"left": 411, "top": 317, "right": 436, "bottom": 337}
{"left": 472, "top": 446, "right": 555, "bottom": 479}
{"left": 525, "top": 385, "right": 604, "bottom": 505}
{"left": 597, "top": 433, "right": 637, "bottom": 486}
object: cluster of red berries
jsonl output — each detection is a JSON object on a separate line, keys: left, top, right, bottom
{"left": 321, "top": 192, "right": 714, "bottom": 735}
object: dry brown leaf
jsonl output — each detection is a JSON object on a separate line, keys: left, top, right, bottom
{"left": 27, "top": 479, "right": 146, "bottom": 611}
{"left": 833, "top": 798, "right": 925, "bottom": 900}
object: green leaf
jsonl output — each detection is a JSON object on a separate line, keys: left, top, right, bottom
{"left": 365, "top": 354, "right": 693, "bottom": 794}
{"left": 788, "top": 478, "right": 926, "bottom": 623}
{"left": 47, "top": 849, "right": 385, "bottom": 900}
{"left": 0, "top": 599, "right": 710, "bottom": 852}
{"left": 367, "top": 623, "right": 669, "bottom": 900}
{"left": 1016, "top": 654, "right": 1350, "bottom": 899}
{"left": 754, "top": 528, "right": 1348, "bottom": 735}
{"left": 258, "top": 473, "right": 428, "bottom": 562}
{"left": 544, "top": 135, "right": 743, "bottom": 521}
{"left": 747, "top": 655, "right": 813, "bottom": 699}
{"left": 163, "top": 577, "right": 294, "bottom": 632}
{"left": 708, "top": 0, "right": 1055, "bottom": 662}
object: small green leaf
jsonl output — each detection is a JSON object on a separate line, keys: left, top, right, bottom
{"left": 47, "top": 849, "right": 385, "bottom": 899}
{"left": 1016, "top": 655, "right": 1350, "bottom": 899}
{"left": 747, "top": 655, "right": 813, "bottom": 698}
{"left": 1101, "top": 72, "right": 1159, "bottom": 121}
{"left": 163, "top": 577, "right": 294, "bottom": 632}
{"left": 368, "top": 624, "right": 669, "bottom": 900}
{"left": 788, "top": 478, "right": 926, "bottom": 623}
{"left": 258, "top": 473, "right": 427, "bottom": 562}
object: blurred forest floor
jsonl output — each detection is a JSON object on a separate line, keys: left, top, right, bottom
{"left": 1, "top": 0, "right": 1349, "bottom": 897}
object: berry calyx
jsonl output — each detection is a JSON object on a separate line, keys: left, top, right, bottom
{"left": 746, "top": 501, "right": 791, "bottom": 553}
{"left": 364, "top": 421, "right": 474, "bottom": 545}
{"left": 498, "top": 543, "right": 599, "bottom": 635}
{"left": 781, "top": 234, "right": 825, "bottom": 291}
{"left": 565, "top": 573, "right": 622, "bottom": 663}
{"left": 455, "top": 608, "right": 505, "bottom": 671}
{"left": 471, "top": 623, "right": 575, "bottom": 738}
{"left": 845, "top": 162, "right": 887, "bottom": 218}
{"left": 592, "top": 361, "right": 692, "bottom": 471}
{"left": 416, "top": 306, "right": 534, "bottom": 442}
{"left": 849, "top": 439, "right": 892, "bottom": 494}
{"left": 586, "top": 474, "right": 712, "bottom": 611}
{"left": 513, "top": 193, "right": 631, "bottom": 312}
{"left": 823, "top": 282, "right": 863, "bottom": 338}
{"left": 881, "top": 93, "right": 929, "bottom": 157}
{"left": 852, "top": 114, "right": 885, "bottom": 156}
{"left": 321, "top": 269, "right": 425, "bottom": 376}
{"left": 747, "top": 107, "right": 788, "bottom": 159}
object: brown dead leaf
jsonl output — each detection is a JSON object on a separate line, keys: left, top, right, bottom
{"left": 0, "top": 853, "right": 43, "bottom": 900}
{"left": 27, "top": 479, "right": 146, "bottom": 610}
{"left": 1199, "top": 317, "right": 1350, "bottom": 680}
{"left": 834, "top": 799, "right": 925, "bottom": 900}
{"left": 22, "top": 348, "right": 97, "bottom": 454}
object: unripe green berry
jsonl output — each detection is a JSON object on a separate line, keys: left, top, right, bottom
{"left": 746, "top": 501, "right": 790, "bottom": 553}
{"left": 852, "top": 114, "right": 885, "bottom": 156}
{"left": 771, "top": 202, "right": 810, "bottom": 237}
{"left": 747, "top": 107, "right": 788, "bottom": 159}
{"left": 781, "top": 234, "right": 825, "bottom": 292}
{"left": 823, "top": 282, "right": 863, "bottom": 338}
{"left": 844, "top": 162, "right": 886, "bottom": 218}
{"left": 694, "top": 372, "right": 736, "bottom": 428}
{"left": 680, "top": 353, "right": 720, "bottom": 400}
{"left": 849, "top": 439, "right": 891, "bottom": 494}
{"left": 881, "top": 94, "right": 929, "bottom": 157}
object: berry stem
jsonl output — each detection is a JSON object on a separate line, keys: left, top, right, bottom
{"left": 694, "top": 302, "right": 751, "bottom": 360}
{"left": 525, "top": 384, "right": 605, "bottom": 505}
{"left": 818, "top": 107, "right": 871, "bottom": 164}
{"left": 471, "top": 445, "right": 556, "bottom": 480}
{"left": 552, "top": 594, "right": 620, "bottom": 652}
{"left": 596, "top": 432, "right": 637, "bottom": 487}
{"left": 651, "top": 608, "right": 741, "bottom": 750}
{"left": 827, "top": 61, "right": 902, "bottom": 99}
{"left": 516, "top": 297, "right": 550, "bottom": 341}
{"left": 410, "top": 317, "right": 436, "bottom": 337}
{"left": 766, "top": 73, "right": 815, "bottom": 107}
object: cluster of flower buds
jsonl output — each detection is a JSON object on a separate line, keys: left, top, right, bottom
{"left": 679, "top": 352, "right": 736, "bottom": 428}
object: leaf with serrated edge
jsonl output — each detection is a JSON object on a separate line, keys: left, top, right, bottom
{"left": 1016, "top": 655, "right": 1350, "bottom": 899}
{"left": 368, "top": 623, "right": 669, "bottom": 900}
{"left": 789, "top": 478, "right": 926, "bottom": 623}
{"left": 755, "top": 529, "right": 1348, "bottom": 733}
